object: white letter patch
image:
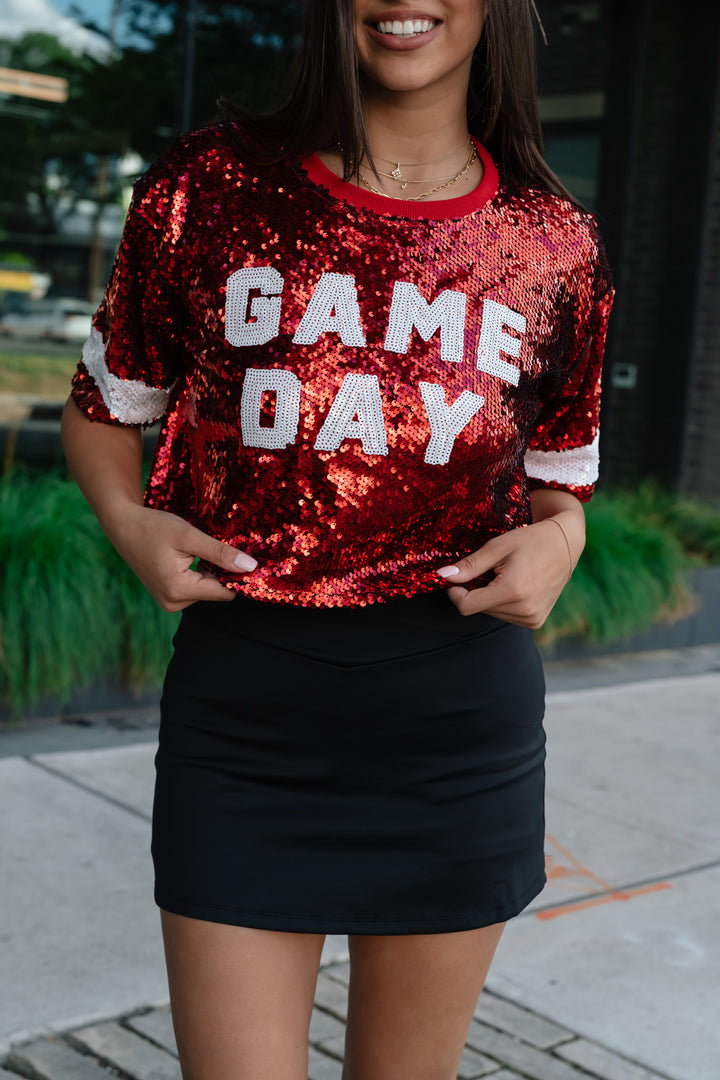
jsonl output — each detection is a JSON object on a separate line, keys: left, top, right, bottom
{"left": 476, "top": 299, "right": 526, "bottom": 385}
{"left": 314, "top": 373, "right": 388, "bottom": 455}
{"left": 420, "top": 382, "right": 485, "bottom": 465}
{"left": 384, "top": 282, "right": 466, "bottom": 362}
{"left": 240, "top": 368, "right": 301, "bottom": 449}
{"left": 226, "top": 267, "right": 284, "bottom": 347}
{"left": 293, "top": 273, "right": 366, "bottom": 346}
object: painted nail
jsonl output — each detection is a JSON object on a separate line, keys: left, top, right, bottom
{"left": 233, "top": 552, "right": 257, "bottom": 572}
{"left": 436, "top": 566, "right": 460, "bottom": 578}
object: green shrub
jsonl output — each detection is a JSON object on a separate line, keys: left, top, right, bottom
{"left": 539, "top": 490, "right": 698, "bottom": 646}
{"left": 1, "top": 471, "right": 719, "bottom": 714}
{"left": 0, "top": 470, "right": 177, "bottom": 714}
{"left": 629, "top": 480, "right": 720, "bottom": 563}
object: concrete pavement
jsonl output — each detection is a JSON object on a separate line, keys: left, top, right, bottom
{"left": 1, "top": 646, "right": 718, "bottom": 1080}
{"left": 1, "top": 965, "right": 677, "bottom": 1080}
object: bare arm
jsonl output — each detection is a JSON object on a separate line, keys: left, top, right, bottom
{"left": 436, "top": 486, "right": 586, "bottom": 627}
{"left": 528, "top": 486, "right": 586, "bottom": 569}
{"left": 61, "top": 396, "right": 145, "bottom": 531}
{"left": 61, "top": 397, "right": 257, "bottom": 611}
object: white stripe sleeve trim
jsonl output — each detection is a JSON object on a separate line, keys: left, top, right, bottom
{"left": 524, "top": 430, "right": 600, "bottom": 487}
{"left": 81, "top": 325, "right": 175, "bottom": 424}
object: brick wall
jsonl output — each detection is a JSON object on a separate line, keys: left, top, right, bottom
{"left": 536, "top": 2, "right": 720, "bottom": 500}
{"left": 597, "top": 1, "right": 720, "bottom": 496}
{"left": 679, "top": 42, "right": 720, "bottom": 500}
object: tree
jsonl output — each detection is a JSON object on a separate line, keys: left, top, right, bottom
{"left": 0, "top": 4, "right": 303, "bottom": 293}
{"left": 0, "top": 33, "right": 102, "bottom": 238}
{"left": 84, "top": 0, "right": 304, "bottom": 160}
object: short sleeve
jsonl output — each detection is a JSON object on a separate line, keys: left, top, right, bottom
{"left": 524, "top": 233, "right": 614, "bottom": 502}
{"left": 70, "top": 159, "right": 188, "bottom": 427}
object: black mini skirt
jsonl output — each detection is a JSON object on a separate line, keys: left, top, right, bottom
{"left": 151, "top": 589, "right": 547, "bottom": 934}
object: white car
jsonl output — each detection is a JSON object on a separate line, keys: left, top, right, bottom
{"left": 0, "top": 298, "right": 94, "bottom": 343}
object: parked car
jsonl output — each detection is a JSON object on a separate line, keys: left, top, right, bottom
{"left": 0, "top": 298, "right": 94, "bottom": 343}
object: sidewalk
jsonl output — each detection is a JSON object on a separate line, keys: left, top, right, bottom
{"left": 1, "top": 647, "right": 718, "bottom": 1080}
{"left": 0, "top": 963, "right": 677, "bottom": 1080}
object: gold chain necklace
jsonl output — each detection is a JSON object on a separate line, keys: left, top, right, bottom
{"left": 358, "top": 142, "right": 477, "bottom": 202}
{"left": 372, "top": 167, "right": 462, "bottom": 188}
{"left": 372, "top": 137, "right": 471, "bottom": 181}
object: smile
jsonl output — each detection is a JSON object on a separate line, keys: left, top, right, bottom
{"left": 375, "top": 18, "right": 439, "bottom": 38}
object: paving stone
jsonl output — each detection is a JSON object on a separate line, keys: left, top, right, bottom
{"left": 475, "top": 993, "right": 574, "bottom": 1049}
{"left": 125, "top": 1008, "right": 178, "bottom": 1057}
{"left": 313, "top": 972, "right": 349, "bottom": 1019}
{"left": 314, "top": 1034, "right": 346, "bottom": 1061}
{"left": 555, "top": 1039, "right": 668, "bottom": 1080}
{"left": 466, "top": 1021, "right": 592, "bottom": 1080}
{"left": 5, "top": 1037, "right": 116, "bottom": 1080}
{"left": 457, "top": 1043, "right": 501, "bottom": 1078}
{"left": 313, "top": 1035, "right": 500, "bottom": 1080}
{"left": 320, "top": 936, "right": 349, "bottom": 966}
{"left": 70, "top": 1020, "right": 181, "bottom": 1080}
{"left": 321, "top": 961, "right": 350, "bottom": 986}
{"left": 309, "top": 1007, "right": 346, "bottom": 1045}
{"left": 0, "top": 758, "right": 166, "bottom": 1051}
{"left": 308, "top": 1046, "right": 344, "bottom": 1080}
{"left": 489, "top": 1072, "right": 530, "bottom": 1080}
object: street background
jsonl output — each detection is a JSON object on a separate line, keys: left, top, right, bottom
{"left": 1, "top": 2, "right": 719, "bottom": 1078}
{"left": 2, "top": 649, "right": 719, "bottom": 1080}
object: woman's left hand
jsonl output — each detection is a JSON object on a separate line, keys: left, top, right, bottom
{"left": 436, "top": 494, "right": 586, "bottom": 628}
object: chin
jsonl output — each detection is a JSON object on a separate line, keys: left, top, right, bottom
{"left": 361, "top": 61, "right": 443, "bottom": 95}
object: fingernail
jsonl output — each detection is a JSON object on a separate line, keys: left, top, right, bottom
{"left": 437, "top": 566, "right": 460, "bottom": 578}
{"left": 233, "top": 552, "right": 257, "bottom": 572}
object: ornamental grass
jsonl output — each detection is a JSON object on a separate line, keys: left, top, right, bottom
{"left": 538, "top": 490, "right": 698, "bottom": 646}
{"left": 0, "top": 470, "right": 718, "bottom": 715}
{"left": 0, "top": 469, "right": 177, "bottom": 715}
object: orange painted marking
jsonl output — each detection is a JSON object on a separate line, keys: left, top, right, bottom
{"left": 545, "top": 857, "right": 575, "bottom": 881}
{"left": 536, "top": 881, "right": 673, "bottom": 920}
{"left": 538, "top": 832, "right": 673, "bottom": 919}
{"left": 545, "top": 831, "right": 625, "bottom": 897}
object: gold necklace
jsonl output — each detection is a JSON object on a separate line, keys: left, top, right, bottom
{"left": 335, "top": 136, "right": 472, "bottom": 177}
{"left": 372, "top": 167, "right": 462, "bottom": 189}
{"left": 372, "top": 137, "right": 472, "bottom": 182}
{"left": 358, "top": 143, "right": 477, "bottom": 202}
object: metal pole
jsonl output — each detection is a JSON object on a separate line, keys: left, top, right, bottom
{"left": 180, "top": 0, "right": 198, "bottom": 133}
{"left": 108, "top": 0, "right": 121, "bottom": 49}
{"left": 87, "top": 0, "right": 121, "bottom": 302}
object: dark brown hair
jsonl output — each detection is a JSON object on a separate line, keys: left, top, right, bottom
{"left": 224, "top": 0, "right": 572, "bottom": 199}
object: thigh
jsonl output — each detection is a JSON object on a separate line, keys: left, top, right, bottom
{"left": 160, "top": 909, "right": 325, "bottom": 1080}
{"left": 343, "top": 923, "right": 505, "bottom": 1080}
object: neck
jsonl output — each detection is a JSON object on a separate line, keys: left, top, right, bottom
{"left": 361, "top": 76, "right": 471, "bottom": 167}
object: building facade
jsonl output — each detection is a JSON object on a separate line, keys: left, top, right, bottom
{"left": 538, "top": 0, "right": 720, "bottom": 500}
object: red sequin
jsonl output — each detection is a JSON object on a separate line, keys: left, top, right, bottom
{"left": 71, "top": 123, "right": 614, "bottom": 607}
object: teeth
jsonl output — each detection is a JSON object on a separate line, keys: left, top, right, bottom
{"left": 377, "top": 18, "right": 436, "bottom": 36}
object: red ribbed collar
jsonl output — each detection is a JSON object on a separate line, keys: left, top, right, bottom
{"left": 299, "top": 137, "right": 498, "bottom": 220}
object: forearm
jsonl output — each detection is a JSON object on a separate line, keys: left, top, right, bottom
{"left": 529, "top": 487, "right": 586, "bottom": 571}
{"left": 61, "top": 396, "right": 144, "bottom": 539}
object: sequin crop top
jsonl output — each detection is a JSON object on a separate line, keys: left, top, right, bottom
{"left": 71, "top": 122, "right": 614, "bottom": 607}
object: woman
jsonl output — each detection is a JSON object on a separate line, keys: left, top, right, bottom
{"left": 62, "top": 1, "right": 614, "bottom": 1078}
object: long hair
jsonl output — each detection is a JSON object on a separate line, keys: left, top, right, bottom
{"left": 224, "top": 0, "right": 572, "bottom": 199}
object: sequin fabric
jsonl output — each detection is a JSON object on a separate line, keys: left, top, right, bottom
{"left": 70, "top": 123, "right": 614, "bottom": 607}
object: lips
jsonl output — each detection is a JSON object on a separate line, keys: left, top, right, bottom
{"left": 365, "top": 9, "right": 442, "bottom": 50}
{"left": 366, "top": 6, "right": 441, "bottom": 20}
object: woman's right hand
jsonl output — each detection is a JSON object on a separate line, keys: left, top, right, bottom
{"left": 107, "top": 502, "right": 257, "bottom": 612}
{"left": 60, "top": 398, "right": 257, "bottom": 611}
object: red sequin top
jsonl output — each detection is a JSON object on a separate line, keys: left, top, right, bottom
{"left": 71, "top": 123, "right": 614, "bottom": 607}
